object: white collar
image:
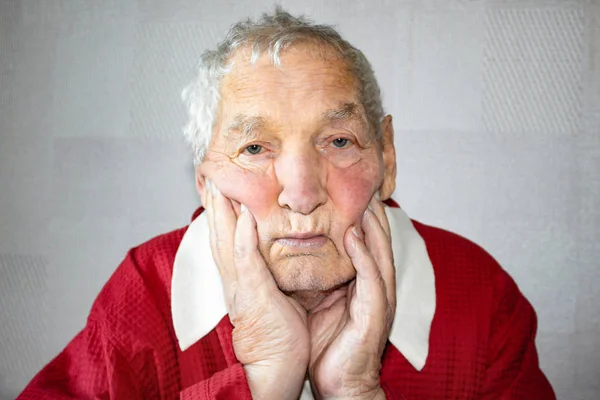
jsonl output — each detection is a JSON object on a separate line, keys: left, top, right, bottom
{"left": 171, "top": 207, "right": 436, "bottom": 371}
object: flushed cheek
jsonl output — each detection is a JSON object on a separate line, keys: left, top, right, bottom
{"left": 202, "top": 158, "right": 279, "bottom": 220}
{"left": 328, "top": 159, "right": 382, "bottom": 225}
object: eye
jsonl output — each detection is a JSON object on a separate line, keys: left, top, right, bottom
{"left": 331, "top": 138, "right": 351, "bottom": 148}
{"left": 244, "top": 144, "right": 263, "bottom": 155}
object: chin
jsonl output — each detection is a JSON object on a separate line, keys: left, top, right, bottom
{"left": 268, "top": 255, "right": 356, "bottom": 294}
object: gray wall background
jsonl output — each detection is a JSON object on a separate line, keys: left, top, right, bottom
{"left": 0, "top": 0, "right": 598, "bottom": 398}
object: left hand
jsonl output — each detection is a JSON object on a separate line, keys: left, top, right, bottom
{"left": 308, "top": 195, "right": 396, "bottom": 400}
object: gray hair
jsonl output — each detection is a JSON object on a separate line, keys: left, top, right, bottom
{"left": 182, "top": 6, "right": 385, "bottom": 164}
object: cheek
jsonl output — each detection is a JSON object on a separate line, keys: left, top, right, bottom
{"left": 328, "top": 157, "right": 383, "bottom": 224}
{"left": 203, "top": 157, "right": 279, "bottom": 219}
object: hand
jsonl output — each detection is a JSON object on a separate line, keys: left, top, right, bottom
{"left": 308, "top": 195, "right": 395, "bottom": 400}
{"left": 204, "top": 180, "right": 310, "bottom": 400}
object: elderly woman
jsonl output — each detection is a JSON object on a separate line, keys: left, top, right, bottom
{"left": 19, "top": 8, "right": 554, "bottom": 400}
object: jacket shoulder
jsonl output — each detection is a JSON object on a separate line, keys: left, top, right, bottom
{"left": 89, "top": 225, "right": 190, "bottom": 334}
{"left": 409, "top": 219, "right": 525, "bottom": 310}
{"left": 411, "top": 219, "right": 504, "bottom": 278}
{"left": 130, "top": 225, "right": 189, "bottom": 278}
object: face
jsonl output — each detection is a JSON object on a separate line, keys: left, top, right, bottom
{"left": 197, "top": 43, "right": 396, "bottom": 300}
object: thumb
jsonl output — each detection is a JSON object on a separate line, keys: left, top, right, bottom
{"left": 233, "top": 205, "right": 277, "bottom": 294}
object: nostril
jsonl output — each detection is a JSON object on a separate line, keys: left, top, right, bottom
{"left": 275, "top": 155, "right": 327, "bottom": 214}
{"left": 278, "top": 185, "right": 327, "bottom": 215}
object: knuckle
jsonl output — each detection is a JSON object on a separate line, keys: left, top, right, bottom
{"left": 215, "top": 237, "right": 229, "bottom": 251}
{"left": 233, "top": 243, "right": 247, "bottom": 260}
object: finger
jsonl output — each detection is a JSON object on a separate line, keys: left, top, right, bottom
{"left": 233, "top": 206, "right": 277, "bottom": 294}
{"left": 369, "top": 194, "right": 391, "bottom": 238}
{"left": 344, "top": 226, "right": 387, "bottom": 317}
{"left": 205, "top": 180, "right": 222, "bottom": 261}
{"left": 212, "top": 181, "right": 238, "bottom": 235}
{"left": 204, "top": 180, "right": 216, "bottom": 254}
{"left": 205, "top": 180, "right": 231, "bottom": 306}
{"left": 362, "top": 208, "right": 396, "bottom": 310}
{"left": 231, "top": 199, "right": 242, "bottom": 218}
{"left": 205, "top": 179, "right": 238, "bottom": 309}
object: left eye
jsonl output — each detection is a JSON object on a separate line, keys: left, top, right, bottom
{"left": 332, "top": 138, "right": 350, "bottom": 148}
{"left": 244, "top": 144, "right": 263, "bottom": 155}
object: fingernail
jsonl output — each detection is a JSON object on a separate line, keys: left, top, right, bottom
{"left": 352, "top": 225, "right": 363, "bottom": 240}
{"left": 368, "top": 197, "right": 375, "bottom": 213}
{"left": 210, "top": 181, "right": 219, "bottom": 196}
{"left": 240, "top": 204, "right": 248, "bottom": 214}
{"left": 375, "top": 191, "right": 381, "bottom": 200}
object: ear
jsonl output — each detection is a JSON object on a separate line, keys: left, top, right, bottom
{"left": 194, "top": 165, "right": 207, "bottom": 205}
{"left": 379, "top": 115, "right": 397, "bottom": 201}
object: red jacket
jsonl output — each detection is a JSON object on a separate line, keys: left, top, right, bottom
{"left": 18, "top": 207, "right": 555, "bottom": 399}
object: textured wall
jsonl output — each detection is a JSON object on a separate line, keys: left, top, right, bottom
{"left": 0, "top": 0, "right": 598, "bottom": 398}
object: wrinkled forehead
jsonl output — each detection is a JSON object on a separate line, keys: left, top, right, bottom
{"left": 223, "top": 42, "right": 357, "bottom": 91}
{"left": 216, "top": 43, "right": 367, "bottom": 131}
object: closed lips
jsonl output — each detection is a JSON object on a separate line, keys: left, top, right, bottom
{"left": 276, "top": 235, "right": 328, "bottom": 248}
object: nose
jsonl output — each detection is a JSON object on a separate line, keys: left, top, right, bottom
{"left": 275, "top": 148, "right": 327, "bottom": 215}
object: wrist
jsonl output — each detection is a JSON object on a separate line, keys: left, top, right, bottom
{"left": 369, "top": 388, "right": 386, "bottom": 400}
{"left": 244, "top": 360, "right": 307, "bottom": 400}
{"left": 323, "top": 387, "right": 386, "bottom": 400}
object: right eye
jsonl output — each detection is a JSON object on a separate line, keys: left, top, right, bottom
{"left": 243, "top": 144, "right": 263, "bottom": 155}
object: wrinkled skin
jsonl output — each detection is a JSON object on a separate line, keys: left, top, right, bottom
{"left": 196, "top": 43, "right": 397, "bottom": 399}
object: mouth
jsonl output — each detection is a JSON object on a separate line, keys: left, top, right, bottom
{"left": 276, "top": 234, "right": 328, "bottom": 249}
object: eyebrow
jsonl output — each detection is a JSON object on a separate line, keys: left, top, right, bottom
{"left": 322, "top": 102, "right": 363, "bottom": 123}
{"left": 225, "top": 115, "right": 267, "bottom": 142}
{"left": 224, "top": 102, "right": 366, "bottom": 141}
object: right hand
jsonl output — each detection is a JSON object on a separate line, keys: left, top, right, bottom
{"left": 203, "top": 179, "right": 310, "bottom": 400}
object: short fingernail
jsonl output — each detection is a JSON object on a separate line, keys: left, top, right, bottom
{"left": 240, "top": 204, "right": 248, "bottom": 214}
{"left": 375, "top": 191, "right": 381, "bottom": 200}
{"left": 210, "top": 181, "right": 219, "bottom": 196}
{"left": 367, "top": 197, "right": 376, "bottom": 212}
{"left": 352, "top": 225, "right": 364, "bottom": 239}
